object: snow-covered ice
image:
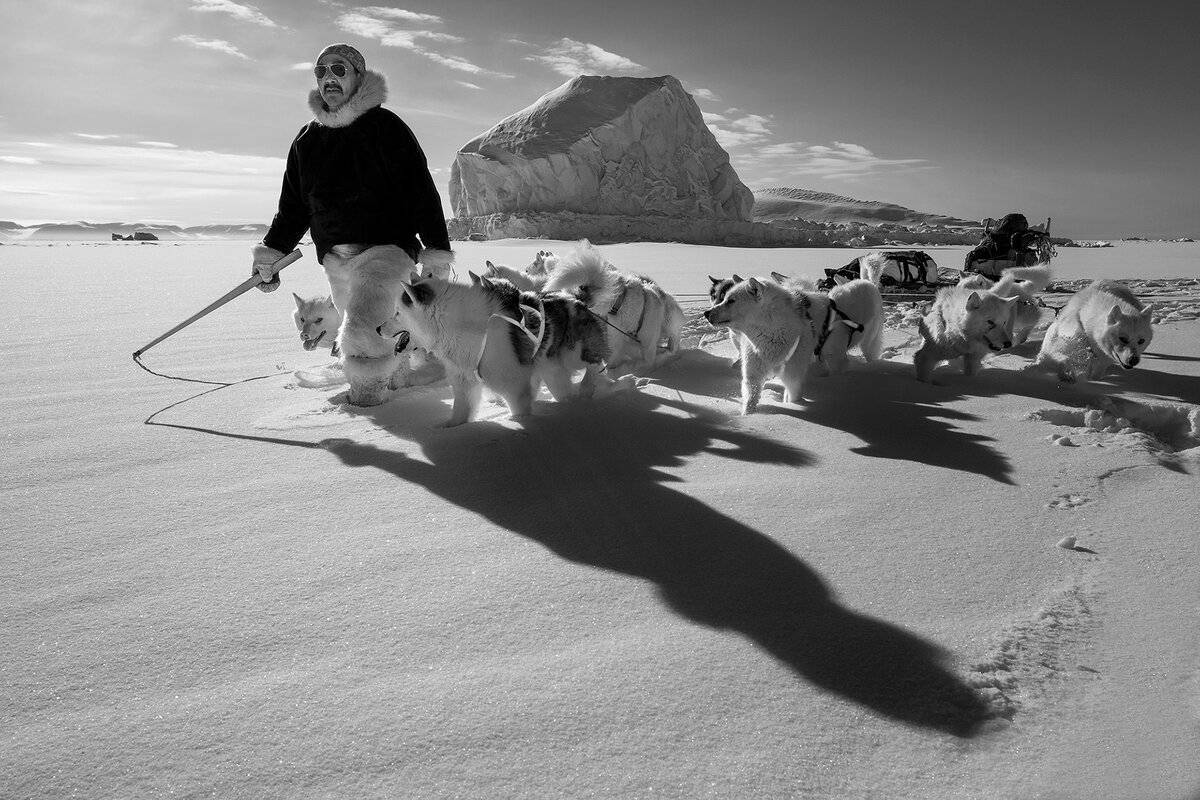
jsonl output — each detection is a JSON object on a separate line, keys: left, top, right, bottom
{"left": 2, "top": 240, "right": 1198, "bottom": 799}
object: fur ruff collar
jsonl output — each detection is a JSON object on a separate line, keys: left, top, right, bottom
{"left": 307, "top": 69, "right": 387, "bottom": 128}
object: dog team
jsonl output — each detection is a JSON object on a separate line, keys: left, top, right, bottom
{"left": 291, "top": 241, "right": 1155, "bottom": 424}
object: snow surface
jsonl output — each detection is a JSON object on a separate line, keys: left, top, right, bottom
{"left": 2, "top": 241, "right": 1199, "bottom": 799}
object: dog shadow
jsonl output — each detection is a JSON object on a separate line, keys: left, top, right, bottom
{"left": 654, "top": 352, "right": 1017, "bottom": 485}
{"left": 325, "top": 392, "right": 992, "bottom": 736}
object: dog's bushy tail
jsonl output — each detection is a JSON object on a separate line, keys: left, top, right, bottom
{"left": 542, "top": 240, "right": 621, "bottom": 311}
{"left": 996, "top": 264, "right": 1052, "bottom": 296}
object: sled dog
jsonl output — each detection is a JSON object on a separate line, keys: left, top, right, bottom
{"left": 483, "top": 260, "right": 548, "bottom": 292}
{"left": 544, "top": 241, "right": 683, "bottom": 369}
{"left": 329, "top": 246, "right": 455, "bottom": 406}
{"left": 810, "top": 279, "right": 884, "bottom": 374}
{"left": 383, "top": 272, "right": 540, "bottom": 426}
{"left": 709, "top": 274, "right": 747, "bottom": 363}
{"left": 1032, "top": 280, "right": 1154, "bottom": 383}
{"left": 958, "top": 265, "right": 1052, "bottom": 346}
{"left": 913, "top": 282, "right": 1019, "bottom": 382}
{"left": 704, "top": 277, "right": 816, "bottom": 413}
{"left": 767, "top": 273, "right": 882, "bottom": 374}
{"left": 292, "top": 294, "right": 342, "bottom": 356}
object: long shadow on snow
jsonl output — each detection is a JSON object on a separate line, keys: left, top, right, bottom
{"left": 324, "top": 391, "right": 991, "bottom": 737}
{"left": 653, "top": 350, "right": 1016, "bottom": 485}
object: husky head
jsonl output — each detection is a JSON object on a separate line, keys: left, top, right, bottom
{"left": 292, "top": 293, "right": 342, "bottom": 354}
{"left": 705, "top": 277, "right": 793, "bottom": 329}
{"left": 1100, "top": 303, "right": 1155, "bottom": 369}
{"left": 708, "top": 274, "right": 744, "bottom": 306}
{"left": 963, "top": 291, "right": 1019, "bottom": 352}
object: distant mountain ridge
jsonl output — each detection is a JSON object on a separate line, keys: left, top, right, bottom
{"left": 0, "top": 221, "right": 270, "bottom": 241}
{"left": 752, "top": 187, "right": 977, "bottom": 228}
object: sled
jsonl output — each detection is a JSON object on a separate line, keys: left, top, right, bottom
{"left": 817, "top": 250, "right": 941, "bottom": 292}
{"left": 962, "top": 214, "right": 1055, "bottom": 279}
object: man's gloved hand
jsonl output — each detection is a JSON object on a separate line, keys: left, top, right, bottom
{"left": 251, "top": 244, "right": 287, "bottom": 292}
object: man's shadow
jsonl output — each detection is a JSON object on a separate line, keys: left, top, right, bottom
{"left": 325, "top": 391, "right": 991, "bottom": 736}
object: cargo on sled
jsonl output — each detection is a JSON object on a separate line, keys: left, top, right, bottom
{"left": 817, "top": 250, "right": 942, "bottom": 294}
{"left": 963, "top": 213, "right": 1055, "bottom": 279}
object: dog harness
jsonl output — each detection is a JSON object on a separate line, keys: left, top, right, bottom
{"left": 473, "top": 297, "right": 546, "bottom": 381}
{"left": 813, "top": 299, "right": 866, "bottom": 357}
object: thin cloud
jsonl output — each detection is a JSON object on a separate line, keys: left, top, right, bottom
{"left": 335, "top": 8, "right": 507, "bottom": 77}
{"left": 74, "top": 133, "right": 121, "bottom": 141}
{"left": 455, "top": 80, "right": 483, "bottom": 90}
{"left": 707, "top": 112, "right": 774, "bottom": 149}
{"left": 0, "top": 139, "right": 287, "bottom": 223}
{"left": 690, "top": 87, "right": 719, "bottom": 103}
{"left": 290, "top": 62, "right": 313, "bottom": 71}
{"left": 750, "top": 140, "right": 930, "bottom": 180}
{"left": 188, "top": 0, "right": 280, "bottom": 28}
{"left": 530, "top": 39, "right": 645, "bottom": 77}
{"left": 174, "top": 35, "right": 251, "bottom": 60}
{"left": 1, "top": 156, "right": 40, "bottom": 165}
{"left": 360, "top": 6, "right": 443, "bottom": 24}
{"left": 138, "top": 141, "right": 180, "bottom": 149}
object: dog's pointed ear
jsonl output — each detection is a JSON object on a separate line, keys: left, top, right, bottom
{"left": 770, "top": 271, "right": 788, "bottom": 284}
{"left": 966, "top": 291, "right": 982, "bottom": 310}
{"left": 1107, "top": 304, "right": 1123, "bottom": 324}
{"left": 732, "top": 273, "right": 744, "bottom": 283}
{"left": 747, "top": 277, "right": 762, "bottom": 296}
{"left": 480, "top": 276, "right": 495, "bottom": 292}
{"left": 1141, "top": 303, "right": 1155, "bottom": 318}
{"left": 468, "top": 270, "right": 481, "bottom": 287}
{"left": 292, "top": 292, "right": 304, "bottom": 308}
{"left": 709, "top": 275, "right": 720, "bottom": 285}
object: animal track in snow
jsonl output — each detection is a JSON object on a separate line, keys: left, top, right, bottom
{"left": 1047, "top": 493, "right": 1092, "bottom": 510}
{"left": 1028, "top": 396, "right": 1200, "bottom": 454}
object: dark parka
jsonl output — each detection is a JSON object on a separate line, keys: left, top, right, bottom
{"left": 263, "top": 69, "right": 450, "bottom": 263}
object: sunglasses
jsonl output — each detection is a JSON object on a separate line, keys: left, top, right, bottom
{"left": 314, "top": 63, "right": 353, "bottom": 79}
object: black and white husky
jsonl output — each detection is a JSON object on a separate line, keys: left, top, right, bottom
{"left": 382, "top": 273, "right": 542, "bottom": 426}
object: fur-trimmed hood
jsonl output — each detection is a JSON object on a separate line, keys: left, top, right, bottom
{"left": 307, "top": 69, "right": 388, "bottom": 128}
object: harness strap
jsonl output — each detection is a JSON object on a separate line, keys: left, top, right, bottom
{"left": 813, "top": 299, "right": 866, "bottom": 356}
{"left": 473, "top": 298, "right": 546, "bottom": 382}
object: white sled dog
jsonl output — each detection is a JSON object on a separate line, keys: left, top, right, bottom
{"left": 383, "top": 272, "right": 541, "bottom": 426}
{"left": 958, "top": 265, "right": 1052, "bottom": 346}
{"left": 704, "top": 277, "right": 816, "bottom": 413}
{"left": 544, "top": 241, "right": 684, "bottom": 370}
{"left": 482, "top": 260, "right": 547, "bottom": 292}
{"left": 292, "top": 294, "right": 342, "bottom": 356}
{"left": 329, "top": 245, "right": 454, "bottom": 406}
{"left": 913, "top": 280, "right": 1019, "bottom": 382}
{"left": 1032, "top": 280, "right": 1154, "bottom": 384}
{"left": 809, "top": 279, "right": 884, "bottom": 374}
{"left": 768, "top": 273, "right": 883, "bottom": 374}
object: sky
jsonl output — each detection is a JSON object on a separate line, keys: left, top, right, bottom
{"left": 1, "top": 0, "right": 1197, "bottom": 239}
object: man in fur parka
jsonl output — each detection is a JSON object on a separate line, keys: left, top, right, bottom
{"left": 252, "top": 43, "right": 451, "bottom": 297}
{"left": 250, "top": 44, "right": 454, "bottom": 404}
